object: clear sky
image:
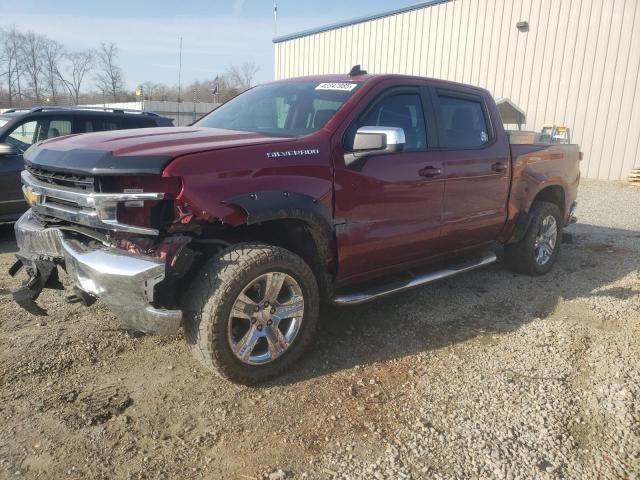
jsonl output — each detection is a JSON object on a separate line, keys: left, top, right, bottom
{"left": 3, "top": 0, "right": 422, "bottom": 90}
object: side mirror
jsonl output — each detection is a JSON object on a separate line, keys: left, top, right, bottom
{"left": 345, "top": 126, "right": 405, "bottom": 167}
{"left": 0, "top": 143, "right": 17, "bottom": 156}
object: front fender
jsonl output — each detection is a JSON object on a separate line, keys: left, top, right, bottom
{"left": 224, "top": 191, "right": 333, "bottom": 234}
{"left": 224, "top": 191, "right": 336, "bottom": 298}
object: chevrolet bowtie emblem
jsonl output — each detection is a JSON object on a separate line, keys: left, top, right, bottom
{"left": 23, "top": 186, "right": 41, "bottom": 207}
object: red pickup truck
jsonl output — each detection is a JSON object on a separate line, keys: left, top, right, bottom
{"left": 11, "top": 72, "right": 580, "bottom": 383}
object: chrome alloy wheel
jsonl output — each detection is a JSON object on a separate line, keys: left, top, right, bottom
{"left": 227, "top": 272, "right": 305, "bottom": 365}
{"left": 534, "top": 215, "right": 558, "bottom": 266}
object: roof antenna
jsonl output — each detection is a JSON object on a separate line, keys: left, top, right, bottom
{"left": 349, "top": 64, "right": 367, "bottom": 76}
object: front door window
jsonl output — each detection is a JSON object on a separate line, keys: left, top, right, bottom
{"left": 6, "top": 121, "right": 39, "bottom": 153}
{"left": 6, "top": 118, "right": 72, "bottom": 154}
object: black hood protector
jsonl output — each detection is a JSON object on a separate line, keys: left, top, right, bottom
{"left": 24, "top": 144, "right": 173, "bottom": 176}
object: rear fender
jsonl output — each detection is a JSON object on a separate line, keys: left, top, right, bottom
{"left": 504, "top": 181, "right": 567, "bottom": 244}
{"left": 506, "top": 210, "right": 533, "bottom": 245}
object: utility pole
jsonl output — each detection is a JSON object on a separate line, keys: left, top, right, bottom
{"left": 273, "top": 1, "right": 278, "bottom": 35}
{"left": 192, "top": 85, "right": 196, "bottom": 124}
{"left": 212, "top": 75, "right": 220, "bottom": 105}
{"left": 178, "top": 36, "right": 183, "bottom": 124}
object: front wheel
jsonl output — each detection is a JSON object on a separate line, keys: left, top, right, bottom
{"left": 183, "top": 243, "right": 319, "bottom": 384}
{"left": 504, "top": 201, "right": 563, "bottom": 276}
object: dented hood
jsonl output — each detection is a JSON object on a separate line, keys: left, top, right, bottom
{"left": 23, "top": 127, "right": 291, "bottom": 176}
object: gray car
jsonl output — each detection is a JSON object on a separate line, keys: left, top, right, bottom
{"left": 0, "top": 106, "right": 173, "bottom": 222}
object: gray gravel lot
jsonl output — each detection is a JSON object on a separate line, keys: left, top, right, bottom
{"left": 0, "top": 180, "right": 638, "bottom": 479}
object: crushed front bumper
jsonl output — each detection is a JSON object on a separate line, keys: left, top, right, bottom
{"left": 12, "top": 210, "right": 182, "bottom": 335}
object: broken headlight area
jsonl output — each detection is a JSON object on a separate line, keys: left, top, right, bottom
{"left": 102, "top": 233, "right": 200, "bottom": 309}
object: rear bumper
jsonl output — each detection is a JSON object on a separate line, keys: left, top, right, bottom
{"left": 13, "top": 211, "right": 182, "bottom": 335}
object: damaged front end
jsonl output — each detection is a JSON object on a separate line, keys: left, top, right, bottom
{"left": 12, "top": 211, "right": 185, "bottom": 334}
{"left": 9, "top": 160, "right": 198, "bottom": 335}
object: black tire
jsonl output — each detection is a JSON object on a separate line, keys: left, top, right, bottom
{"left": 504, "top": 201, "right": 563, "bottom": 276}
{"left": 182, "top": 243, "right": 319, "bottom": 385}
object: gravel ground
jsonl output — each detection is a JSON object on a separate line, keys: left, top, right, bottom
{"left": 0, "top": 180, "right": 638, "bottom": 480}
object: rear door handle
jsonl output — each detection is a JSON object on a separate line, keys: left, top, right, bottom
{"left": 491, "top": 162, "right": 508, "bottom": 173}
{"left": 419, "top": 166, "right": 442, "bottom": 178}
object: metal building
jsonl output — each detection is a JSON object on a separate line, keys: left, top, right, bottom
{"left": 274, "top": 0, "right": 640, "bottom": 181}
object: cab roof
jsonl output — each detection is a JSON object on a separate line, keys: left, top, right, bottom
{"left": 266, "top": 72, "right": 491, "bottom": 96}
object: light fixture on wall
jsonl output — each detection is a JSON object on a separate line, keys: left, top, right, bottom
{"left": 516, "top": 21, "right": 529, "bottom": 32}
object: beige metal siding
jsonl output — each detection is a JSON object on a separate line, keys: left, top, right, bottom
{"left": 275, "top": 0, "right": 640, "bottom": 180}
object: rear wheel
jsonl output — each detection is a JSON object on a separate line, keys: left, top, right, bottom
{"left": 504, "top": 201, "right": 563, "bottom": 276}
{"left": 183, "top": 243, "right": 319, "bottom": 384}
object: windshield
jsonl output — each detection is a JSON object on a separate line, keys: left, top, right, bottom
{"left": 195, "top": 81, "right": 362, "bottom": 137}
{"left": 0, "top": 118, "right": 8, "bottom": 128}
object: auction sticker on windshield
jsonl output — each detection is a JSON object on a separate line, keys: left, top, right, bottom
{"left": 315, "top": 83, "right": 358, "bottom": 91}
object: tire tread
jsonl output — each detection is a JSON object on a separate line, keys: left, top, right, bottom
{"left": 504, "top": 201, "right": 563, "bottom": 276}
{"left": 182, "top": 243, "right": 318, "bottom": 384}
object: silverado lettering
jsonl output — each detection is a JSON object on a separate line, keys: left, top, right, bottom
{"left": 266, "top": 149, "right": 320, "bottom": 158}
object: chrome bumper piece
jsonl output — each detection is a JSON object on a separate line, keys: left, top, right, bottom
{"left": 14, "top": 211, "right": 182, "bottom": 335}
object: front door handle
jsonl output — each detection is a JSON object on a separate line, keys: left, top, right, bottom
{"left": 491, "top": 162, "right": 508, "bottom": 173}
{"left": 419, "top": 166, "right": 442, "bottom": 178}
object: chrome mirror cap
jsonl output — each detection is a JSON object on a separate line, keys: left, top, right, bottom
{"left": 345, "top": 126, "right": 406, "bottom": 167}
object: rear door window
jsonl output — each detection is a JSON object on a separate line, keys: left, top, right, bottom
{"left": 435, "top": 93, "right": 490, "bottom": 149}
{"left": 87, "top": 117, "right": 120, "bottom": 132}
{"left": 78, "top": 116, "right": 156, "bottom": 132}
{"left": 45, "top": 119, "right": 72, "bottom": 138}
{"left": 80, "top": 119, "right": 95, "bottom": 133}
{"left": 121, "top": 117, "right": 157, "bottom": 129}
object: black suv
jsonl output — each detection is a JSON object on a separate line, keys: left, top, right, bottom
{"left": 0, "top": 106, "right": 174, "bottom": 222}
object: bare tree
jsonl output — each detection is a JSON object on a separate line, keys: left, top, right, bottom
{"left": 0, "top": 28, "right": 25, "bottom": 107}
{"left": 59, "top": 51, "right": 94, "bottom": 105}
{"left": 21, "top": 32, "right": 47, "bottom": 103}
{"left": 226, "top": 62, "right": 260, "bottom": 92}
{"left": 133, "top": 74, "right": 251, "bottom": 104}
{"left": 0, "top": 29, "right": 7, "bottom": 105}
{"left": 140, "top": 81, "right": 162, "bottom": 100}
{"left": 154, "top": 83, "right": 174, "bottom": 101}
{"left": 95, "top": 42, "right": 124, "bottom": 100}
{"left": 1, "top": 26, "right": 263, "bottom": 108}
{"left": 42, "top": 39, "right": 65, "bottom": 103}
{"left": 139, "top": 82, "right": 175, "bottom": 101}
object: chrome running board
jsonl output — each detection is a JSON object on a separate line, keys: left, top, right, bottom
{"left": 332, "top": 251, "right": 498, "bottom": 306}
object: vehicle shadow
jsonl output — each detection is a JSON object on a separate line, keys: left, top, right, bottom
{"left": 271, "top": 223, "right": 640, "bottom": 386}
{"left": 0, "top": 219, "right": 637, "bottom": 386}
{"left": 0, "top": 224, "right": 17, "bottom": 254}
